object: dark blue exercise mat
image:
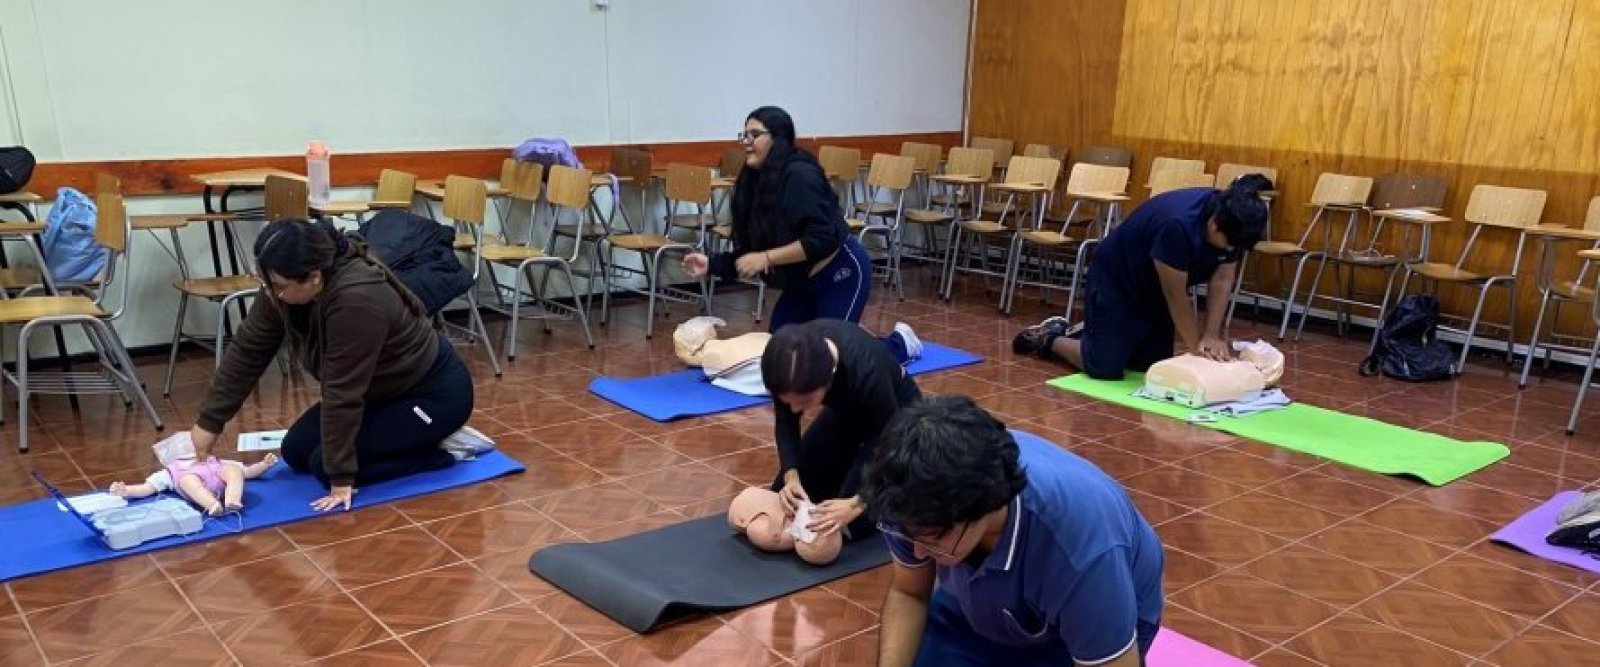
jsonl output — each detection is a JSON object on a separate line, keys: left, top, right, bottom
{"left": 528, "top": 514, "right": 890, "bottom": 632}
{"left": 0, "top": 451, "right": 525, "bottom": 582}
{"left": 587, "top": 342, "right": 983, "bottom": 422}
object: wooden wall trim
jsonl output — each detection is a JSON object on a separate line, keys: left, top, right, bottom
{"left": 27, "top": 132, "right": 962, "bottom": 197}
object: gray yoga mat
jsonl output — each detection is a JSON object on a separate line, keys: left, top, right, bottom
{"left": 527, "top": 514, "right": 890, "bottom": 632}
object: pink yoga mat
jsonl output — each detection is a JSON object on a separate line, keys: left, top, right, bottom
{"left": 1489, "top": 491, "right": 1600, "bottom": 575}
{"left": 1149, "top": 628, "right": 1256, "bottom": 666}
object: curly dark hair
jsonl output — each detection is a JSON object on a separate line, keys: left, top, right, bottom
{"left": 861, "top": 394, "right": 1027, "bottom": 530}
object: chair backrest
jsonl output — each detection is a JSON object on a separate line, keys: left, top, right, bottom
{"left": 443, "top": 175, "right": 487, "bottom": 225}
{"left": 94, "top": 172, "right": 120, "bottom": 195}
{"left": 1369, "top": 173, "right": 1448, "bottom": 210}
{"left": 866, "top": 153, "right": 916, "bottom": 190}
{"left": 818, "top": 146, "right": 861, "bottom": 181}
{"left": 1023, "top": 143, "right": 1068, "bottom": 161}
{"left": 1079, "top": 145, "right": 1133, "bottom": 168}
{"left": 944, "top": 147, "right": 995, "bottom": 181}
{"left": 264, "top": 175, "right": 308, "bottom": 222}
{"left": 1215, "top": 163, "right": 1279, "bottom": 188}
{"left": 546, "top": 165, "right": 593, "bottom": 209}
{"left": 1147, "top": 157, "right": 1205, "bottom": 187}
{"left": 1586, "top": 196, "right": 1600, "bottom": 233}
{"left": 502, "top": 161, "right": 545, "bottom": 203}
{"left": 1464, "top": 185, "right": 1546, "bottom": 229}
{"left": 374, "top": 169, "right": 416, "bottom": 202}
{"left": 714, "top": 148, "right": 743, "bottom": 180}
{"left": 610, "top": 146, "right": 654, "bottom": 185}
{"left": 498, "top": 158, "right": 520, "bottom": 191}
{"left": 1064, "top": 163, "right": 1131, "bottom": 196}
{"left": 1003, "top": 156, "right": 1065, "bottom": 192}
{"left": 970, "top": 136, "right": 1014, "bottom": 163}
{"left": 1150, "top": 171, "right": 1217, "bottom": 196}
{"left": 1308, "top": 173, "right": 1373, "bottom": 207}
{"left": 665, "top": 163, "right": 714, "bottom": 203}
{"left": 900, "top": 142, "right": 942, "bottom": 173}
{"left": 92, "top": 191, "right": 127, "bottom": 254}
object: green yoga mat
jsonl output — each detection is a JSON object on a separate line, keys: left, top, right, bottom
{"left": 1047, "top": 373, "right": 1509, "bottom": 486}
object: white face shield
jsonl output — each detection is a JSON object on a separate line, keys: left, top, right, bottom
{"left": 151, "top": 432, "right": 197, "bottom": 466}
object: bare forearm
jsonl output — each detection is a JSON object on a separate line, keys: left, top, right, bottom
{"left": 765, "top": 240, "right": 808, "bottom": 266}
{"left": 1162, "top": 285, "right": 1203, "bottom": 349}
{"left": 878, "top": 589, "right": 930, "bottom": 667}
{"left": 1203, "top": 265, "right": 1236, "bottom": 337}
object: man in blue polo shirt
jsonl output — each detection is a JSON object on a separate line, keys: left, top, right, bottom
{"left": 861, "top": 395, "right": 1164, "bottom": 667}
{"left": 1013, "top": 174, "right": 1273, "bottom": 379}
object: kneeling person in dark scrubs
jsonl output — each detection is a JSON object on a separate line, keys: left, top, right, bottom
{"left": 863, "top": 395, "right": 1165, "bottom": 667}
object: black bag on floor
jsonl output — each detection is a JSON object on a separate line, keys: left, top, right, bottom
{"left": 0, "top": 146, "right": 36, "bottom": 195}
{"left": 1359, "top": 294, "right": 1456, "bottom": 381}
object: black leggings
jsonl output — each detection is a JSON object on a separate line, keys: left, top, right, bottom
{"left": 769, "top": 406, "right": 878, "bottom": 539}
{"left": 282, "top": 335, "right": 473, "bottom": 487}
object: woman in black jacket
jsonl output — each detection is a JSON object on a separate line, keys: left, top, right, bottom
{"left": 684, "top": 106, "right": 874, "bottom": 332}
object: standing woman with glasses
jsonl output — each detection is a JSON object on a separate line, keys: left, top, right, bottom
{"left": 186, "top": 219, "right": 487, "bottom": 512}
{"left": 683, "top": 106, "right": 881, "bottom": 332}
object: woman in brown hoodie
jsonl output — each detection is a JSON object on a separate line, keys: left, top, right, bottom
{"left": 190, "top": 218, "right": 475, "bottom": 512}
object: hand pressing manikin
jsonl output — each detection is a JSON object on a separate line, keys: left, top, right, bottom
{"left": 727, "top": 486, "right": 844, "bottom": 566}
{"left": 109, "top": 432, "right": 278, "bottom": 516}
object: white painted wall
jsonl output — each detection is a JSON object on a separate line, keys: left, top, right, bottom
{"left": 0, "top": 0, "right": 970, "bottom": 357}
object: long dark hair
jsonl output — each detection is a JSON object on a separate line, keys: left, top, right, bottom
{"left": 761, "top": 323, "right": 835, "bottom": 396}
{"left": 253, "top": 218, "right": 425, "bottom": 316}
{"left": 729, "top": 106, "right": 835, "bottom": 252}
{"left": 1215, "top": 173, "right": 1273, "bottom": 249}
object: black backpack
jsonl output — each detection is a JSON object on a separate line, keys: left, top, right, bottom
{"left": 1360, "top": 294, "right": 1456, "bottom": 381}
{"left": 0, "top": 146, "right": 36, "bottom": 195}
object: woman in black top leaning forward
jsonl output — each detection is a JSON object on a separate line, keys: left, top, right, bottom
{"left": 683, "top": 106, "right": 876, "bottom": 332}
{"left": 762, "top": 319, "right": 922, "bottom": 539}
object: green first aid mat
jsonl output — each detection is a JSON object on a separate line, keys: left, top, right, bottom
{"left": 1048, "top": 374, "right": 1509, "bottom": 486}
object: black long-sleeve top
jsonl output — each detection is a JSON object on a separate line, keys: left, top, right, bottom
{"left": 708, "top": 160, "right": 848, "bottom": 291}
{"left": 773, "top": 320, "right": 922, "bottom": 499}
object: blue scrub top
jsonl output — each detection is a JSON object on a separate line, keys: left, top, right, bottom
{"left": 1091, "top": 187, "right": 1240, "bottom": 311}
{"left": 886, "top": 431, "right": 1165, "bottom": 665}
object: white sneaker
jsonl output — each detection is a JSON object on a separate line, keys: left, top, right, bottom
{"left": 893, "top": 322, "right": 924, "bottom": 360}
{"left": 441, "top": 425, "right": 496, "bottom": 461}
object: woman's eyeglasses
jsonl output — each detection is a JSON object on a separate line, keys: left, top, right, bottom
{"left": 877, "top": 521, "right": 968, "bottom": 559}
{"left": 737, "top": 129, "right": 771, "bottom": 143}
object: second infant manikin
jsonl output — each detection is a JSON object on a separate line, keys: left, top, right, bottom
{"left": 727, "top": 487, "right": 843, "bottom": 565}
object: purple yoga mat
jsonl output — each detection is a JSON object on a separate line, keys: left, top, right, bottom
{"left": 1489, "top": 491, "right": 1600, "bottom": 575}
{"left": 1149, "top": 628, "right": 1255, "bottom": 666}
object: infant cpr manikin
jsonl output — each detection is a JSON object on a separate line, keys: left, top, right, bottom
{"left": 727, "top": 487, "right": 843, "bottom": 565}
{"left": 1141, "top": 339, "right": 1285, "bottom": 408}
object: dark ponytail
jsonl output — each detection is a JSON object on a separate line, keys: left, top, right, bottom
{"left": 761, "top": 323, "right": 835, "bottom": 396}
{"left": 1216, "top": 173, "right": 1273, "bottom": 249}
{"left": 254, "top": 218, "right": 425, "bottom": 317}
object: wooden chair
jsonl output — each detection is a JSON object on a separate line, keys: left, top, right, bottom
{"left": 901, "top": 147, "right": 992, "bottom": 267}
{"left": 818, "top": 146, "right": 863, "bottom": 214}
{"left": 477, "top": 164, "right": 595, "bottom": 358}
{"left": 3, "top": 192, "right": 161, "bottom": 452}
{"left": 853, "top": 154, "right": 918, "bottom": 300}
{"left": 1522, "top": 196, "right": 1600, "bottom": 387}
{"left": 1145, "top": 157, "right": 1206, "bottom": 192}
{"left": 1003, "top": 162, "right": 1126, "bottom": 317}
{"left": 1228, "top": 172, "right": 1368, "bottom": 340}
{"left": 1566, "top": 246, "right": 1600, "bottom": 432}
{"left": 600, "top": 164, "right": 705, "bottom": 339}
{"left": 941, "top": 155, "right": 1062, "bottom": 306}
{"left": 1149, "top": 170, "right": 1216, "bottom": 196}
{"left": 1079, "top": 145, "right": 1134, "bottom": 168}
{"left": 439, "top": 175, "right": 504, "bottom": 376}
{"left": 1374, "top": 184, "right": 1546, "bottom": 371}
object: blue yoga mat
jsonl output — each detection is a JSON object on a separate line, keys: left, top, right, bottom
{"left": 588, "top": 342, "right": 983, "bottom": 422}
{"left": 0, "top": 451, "right": 524, "bottom": 582}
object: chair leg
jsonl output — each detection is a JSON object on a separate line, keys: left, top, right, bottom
{"left": 1459, "top": 283, "right": 1495, "bottom": 373}
{"left": 1371, "top": 269, "right": 1414, "bottom": 356}
{"left": 559, "top": 261, "right": 595, "bottom": 349}
{"left": 163, "top": 294, "right": 190, "bottom": 396}
{"left": 1568, "top": 333, "right": 1600, "bottom": 434}
{"left": 1506, "top": 281, "right": 1519, "bottom": 364}
{"left": 466, "top": 289, "right": 502, "bottom": 377}
{"left": 1065, "top": 240, "right": 1097, "bottom": 321}
{"left": 505, "top": 262, "right": 524, "bottom": 361}
{"left": 95, "top": 320, "right": 163, "bottom": 432}
{"left": 644, "top": 252, "right": 660, "bottom": 340}
{"left": 599, "top": 242, "right": 615, "bottom": 327}
{"left": 16, "top": 322, "right": 30, "bottom": 454}
{"left": 1519, "top": 291, "right": 1554, "bottom": 388}
{"left": 1225, "top": 252, "right": 1250, "bottom": 332}
{"left": 1286, "top": 253, "right": 1321, "bottom": 341}
{"left": 940, "top": 225, "right": 962, "bottom": 300}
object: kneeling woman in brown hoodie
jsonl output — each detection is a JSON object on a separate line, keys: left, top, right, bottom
{"left": 189, "top": 218, "right": 474, "bottom": 512}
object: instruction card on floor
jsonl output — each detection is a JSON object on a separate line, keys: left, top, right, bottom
{"left": 236, "top": 430, "right": 288, "bottom": 452}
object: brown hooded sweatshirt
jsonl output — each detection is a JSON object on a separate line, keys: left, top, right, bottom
{"left": 197, "top": 247, "right": 440, "bottom": 487}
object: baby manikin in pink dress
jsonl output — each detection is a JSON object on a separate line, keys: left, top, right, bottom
{"left": 109, "top": 433, "right": 278, "bottom": 515}
{"left": 727, "top": 487, "right": 843, "bottom": 565}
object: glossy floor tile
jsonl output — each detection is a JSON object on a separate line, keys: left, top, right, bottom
{"left": 2, "top": 266, "right": 1599, "bottom": 665}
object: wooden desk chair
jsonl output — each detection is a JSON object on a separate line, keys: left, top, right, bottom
{"left": 940, "top": 155, "right": 1063, "bottom": 306}
{"left": 599, "top": 164, "right": 705, "bottom": 339}
{"left": 819, "top": 146, "right": 863, "bottom": 215}
{"left": 852, "top": 153, "right": 917, "bottom": 300}
{"left": 437, "top": 175, "right": 504, "bottom": 376}
{"left": 999, "top": 162, "right": 1123, "bottom": 317}
{"left": 1149, "top": 170, "right": 1216, "bottom": 196}
{"left": 1228, "top": 172, "right": 1368, "bottom": 340}
{"left": 1521, "top": 196, "right": 1600, "bottom": 387}
{"left": 478, "top": 165, "right": 595, "bottom": 358}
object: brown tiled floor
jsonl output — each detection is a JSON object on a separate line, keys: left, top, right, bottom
{"left": 2, "top": 266, "right": 1600, "bottom": 665}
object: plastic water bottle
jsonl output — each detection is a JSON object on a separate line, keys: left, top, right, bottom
{"left": 306, "top": 140, "right": 331, "bottom": 206}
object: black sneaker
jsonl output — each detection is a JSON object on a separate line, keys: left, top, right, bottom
{"left": 1013, "top": 316, "right": 1077, "bottom": 359}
